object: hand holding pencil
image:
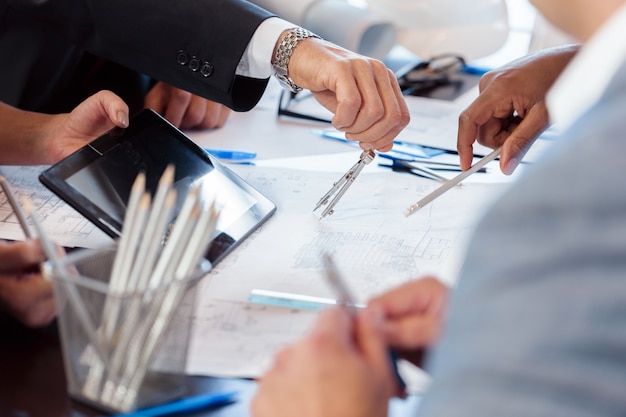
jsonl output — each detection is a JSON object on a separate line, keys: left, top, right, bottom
{"left": 0, "top": 176, "right": 54, "bottom": 327}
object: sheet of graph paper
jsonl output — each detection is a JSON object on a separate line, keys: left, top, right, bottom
{"left": 0, "top": 165, "right": 112, "bottom": 248}
{"left": 185, "top": 166, "right": 509, "bottom": 382}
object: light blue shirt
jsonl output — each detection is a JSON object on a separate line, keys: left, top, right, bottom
{"left": 417, "top": 8, "right": 626, "bottom": 417}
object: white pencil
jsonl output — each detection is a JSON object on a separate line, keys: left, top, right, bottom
{"left": 175, "top": 201, "right": 219, "bottom": 280}
{"left": 21, "top": 196, "right": 108, "bottom": 364}
{"left": 126, "top": 165, "right": 175, "bottom": 288}
{"left": 134, "top": 188, "right": 177, "bottom": 291}
{"left": 147, "top": 187, "right": 199, "bottom": 289}
{"left": 404, "top": 146, "right": 502, "bottom": 217}
{"left": 101, "top": 192, "right": 150, "bottom": 344}
{"left": 0, "top": 175, "right": 34, "bottom": 238}
{"left": 108, "top": 172, "right": 145, "bottom": 293}
{"left": 117, "top": 193, "right": 151, "bottom": 292}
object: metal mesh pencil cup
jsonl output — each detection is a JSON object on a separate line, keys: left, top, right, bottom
{"left": 45, "top": 245, "right": 210, "bottom": 414}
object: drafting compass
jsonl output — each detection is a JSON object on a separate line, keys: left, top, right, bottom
{"left": 313, "top": 150, "right": 375, "bottom": 219}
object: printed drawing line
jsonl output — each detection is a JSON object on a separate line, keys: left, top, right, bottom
{"left": 0, "top": 166, "right": 111, "bottom": 248}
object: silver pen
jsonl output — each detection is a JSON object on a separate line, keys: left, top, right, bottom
{"left": 321, "top": 253, "right": 406, "bottom": 390}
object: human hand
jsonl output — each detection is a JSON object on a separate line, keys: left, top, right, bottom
{"left": 251, "top": 307, "right": 397, "bottom": 417}
{"left": 288, "top": 37, "right": 410, "bottom": 152}
{"left": 0, "top": 239, "right": 55, "bottom": 327}
{"left": 144, "top": 82, "right": 231, "bottom": 130}
{"left": 367, "top": 277, "right": 449, "bottom": 366}
{"left": 457, "top": 45, "right": 579, "bottom": 174}
{"left": 43, "top": 90, "right": 129, "bottom": 164}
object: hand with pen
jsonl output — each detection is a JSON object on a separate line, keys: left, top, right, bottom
{"left": 366, "top": 278, "right": 449, "bottom": 367}
{"left": 251, "top": 278, "right": 449, "bottom": 417}
{"left": 0, "top": 239, "right": 55, "bottom": 327}
{"left": 252, "top": 307, "right": 397, "bottom": 417}
{"left": 457, "top": 44, "right": 580, "bottom": 175}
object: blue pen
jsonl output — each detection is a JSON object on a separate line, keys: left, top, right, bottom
{"left": 107, "top": 391, "right": 238, "bottom": 417}
{"left": 312, "top": 129, "right": 446, "bottom": 160}
{"left": 204, "top": 148, "right": 257, "bottom": 161}
{"left": 462, "top": 64, "right": 492, "bottom": 76}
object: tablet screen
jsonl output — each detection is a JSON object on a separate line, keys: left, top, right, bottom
{"left": 40, "top": 109, "right": 276, "bottom": 265}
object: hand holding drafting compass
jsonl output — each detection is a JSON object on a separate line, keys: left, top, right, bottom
{"left": 313, "top": 150, "right": 376, "bottom": 219}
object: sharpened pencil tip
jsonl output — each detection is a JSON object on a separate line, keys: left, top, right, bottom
{"left": 404, "top": 205, "right": 421, "bottom": 217}
{"left": 132, "top": 171, "right": 146, "bottom": 190}
{"left": 160, "top": 164, "right": 175, "bottom": 185}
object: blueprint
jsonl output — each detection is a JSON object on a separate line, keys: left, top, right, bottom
{"left": 0, "top": 165, "right": 112, "bottom": 248}
{"left": 201, "top": 165, "right": 508, "bottom": 304}
{"left": 184, "top": 165, "right": 508, "bottom": 382}
{"left": 1, "top": 163, "right": 509, "bottom": 387}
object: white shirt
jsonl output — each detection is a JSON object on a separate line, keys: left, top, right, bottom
{"left": 237, "top": 17, "right": 295, "bottom": 79}
{"left": 547, "top": 3, "right": 626, "bottom": 130}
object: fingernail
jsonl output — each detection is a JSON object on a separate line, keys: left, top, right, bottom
{"left": 360, "top": 143, "right": 373, "bottom": 151}
{"left": 117, "top": 111, "right": 129, "bottom": 127}
{"left": 504, "top": 157, "right": 519, "bottom": 175}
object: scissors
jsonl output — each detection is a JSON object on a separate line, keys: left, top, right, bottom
{"left": 313, "top": 150, "right": 376, "bottom": 219}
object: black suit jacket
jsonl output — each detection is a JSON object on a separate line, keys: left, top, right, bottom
{"left": 0, "top": 0, "right": 274, "bottom": 112}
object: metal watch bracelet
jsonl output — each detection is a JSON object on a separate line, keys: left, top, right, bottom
{"left": 272, "top": 27, "right": 321, "bottom": 93}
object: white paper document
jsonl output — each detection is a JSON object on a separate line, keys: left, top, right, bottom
{"left": 188, "top": 165, "right": 510, "bottom": 382}
{"left": 202, "top": 166, "right": 508, "bottom": 303}
{"left": 0, "top": 165, "right": 112, "bottom": 248}
{"left": 1, "top": 163, "right": 509, "bottom": 390}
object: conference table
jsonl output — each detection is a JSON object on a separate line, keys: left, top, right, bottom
{"left": 0, "top": 80, "right": 440, "bottom": 417}
{"left": 0, "top": 314, "right": 424, "bottom": 416}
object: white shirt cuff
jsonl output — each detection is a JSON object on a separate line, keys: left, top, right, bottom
{"left": 237, "top": 17, "right": 296, "bottom": 79}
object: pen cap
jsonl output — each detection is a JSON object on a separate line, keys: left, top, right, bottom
{"left": 45, "top": 244, "right": 210, "bottom": 414}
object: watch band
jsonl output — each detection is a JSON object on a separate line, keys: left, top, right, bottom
{"left": 273, "top": 27, "right": 321, "bottom": 93}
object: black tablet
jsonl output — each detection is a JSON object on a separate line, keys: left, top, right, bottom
{"left": 40, "top": 109, "right": 276, "bottom": 265}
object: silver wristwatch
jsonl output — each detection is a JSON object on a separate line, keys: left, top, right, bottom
{"left": 272, "top": 27, "right": 321, "bottom": 93}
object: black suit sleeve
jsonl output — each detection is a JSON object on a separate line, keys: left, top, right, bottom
{"left": 5, "top": 0, "right": 275, "bottom": 111}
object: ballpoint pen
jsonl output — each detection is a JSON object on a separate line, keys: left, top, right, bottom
{"left": 378, "top": 154, "right": 487, "bottom": 173}
{"left": 311, "top": 129, "right": 445, "bottom": 159}
{"left": 405, "top": 146, "right": 502, "bottom": 217}
{"left": 106, "top": 391, "right": 238, "bottom": 417}
{"left": 377, "top": 152, "right": 458, "bottom": 166}
{"left": 204, "top": 148, "right": 257, "bottom": 161}
{"left": 322, "top": 253, "right": 406, "bottom": 391}
{"left": 379, "top": 161, "right": 450, "bottom": 183}
{"left": 461, "top": 63, "right": 492, "bottom": 75}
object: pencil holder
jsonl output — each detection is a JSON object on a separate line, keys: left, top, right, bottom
{"left": 45, "top": 245, "right": 210, "bottom": 414}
